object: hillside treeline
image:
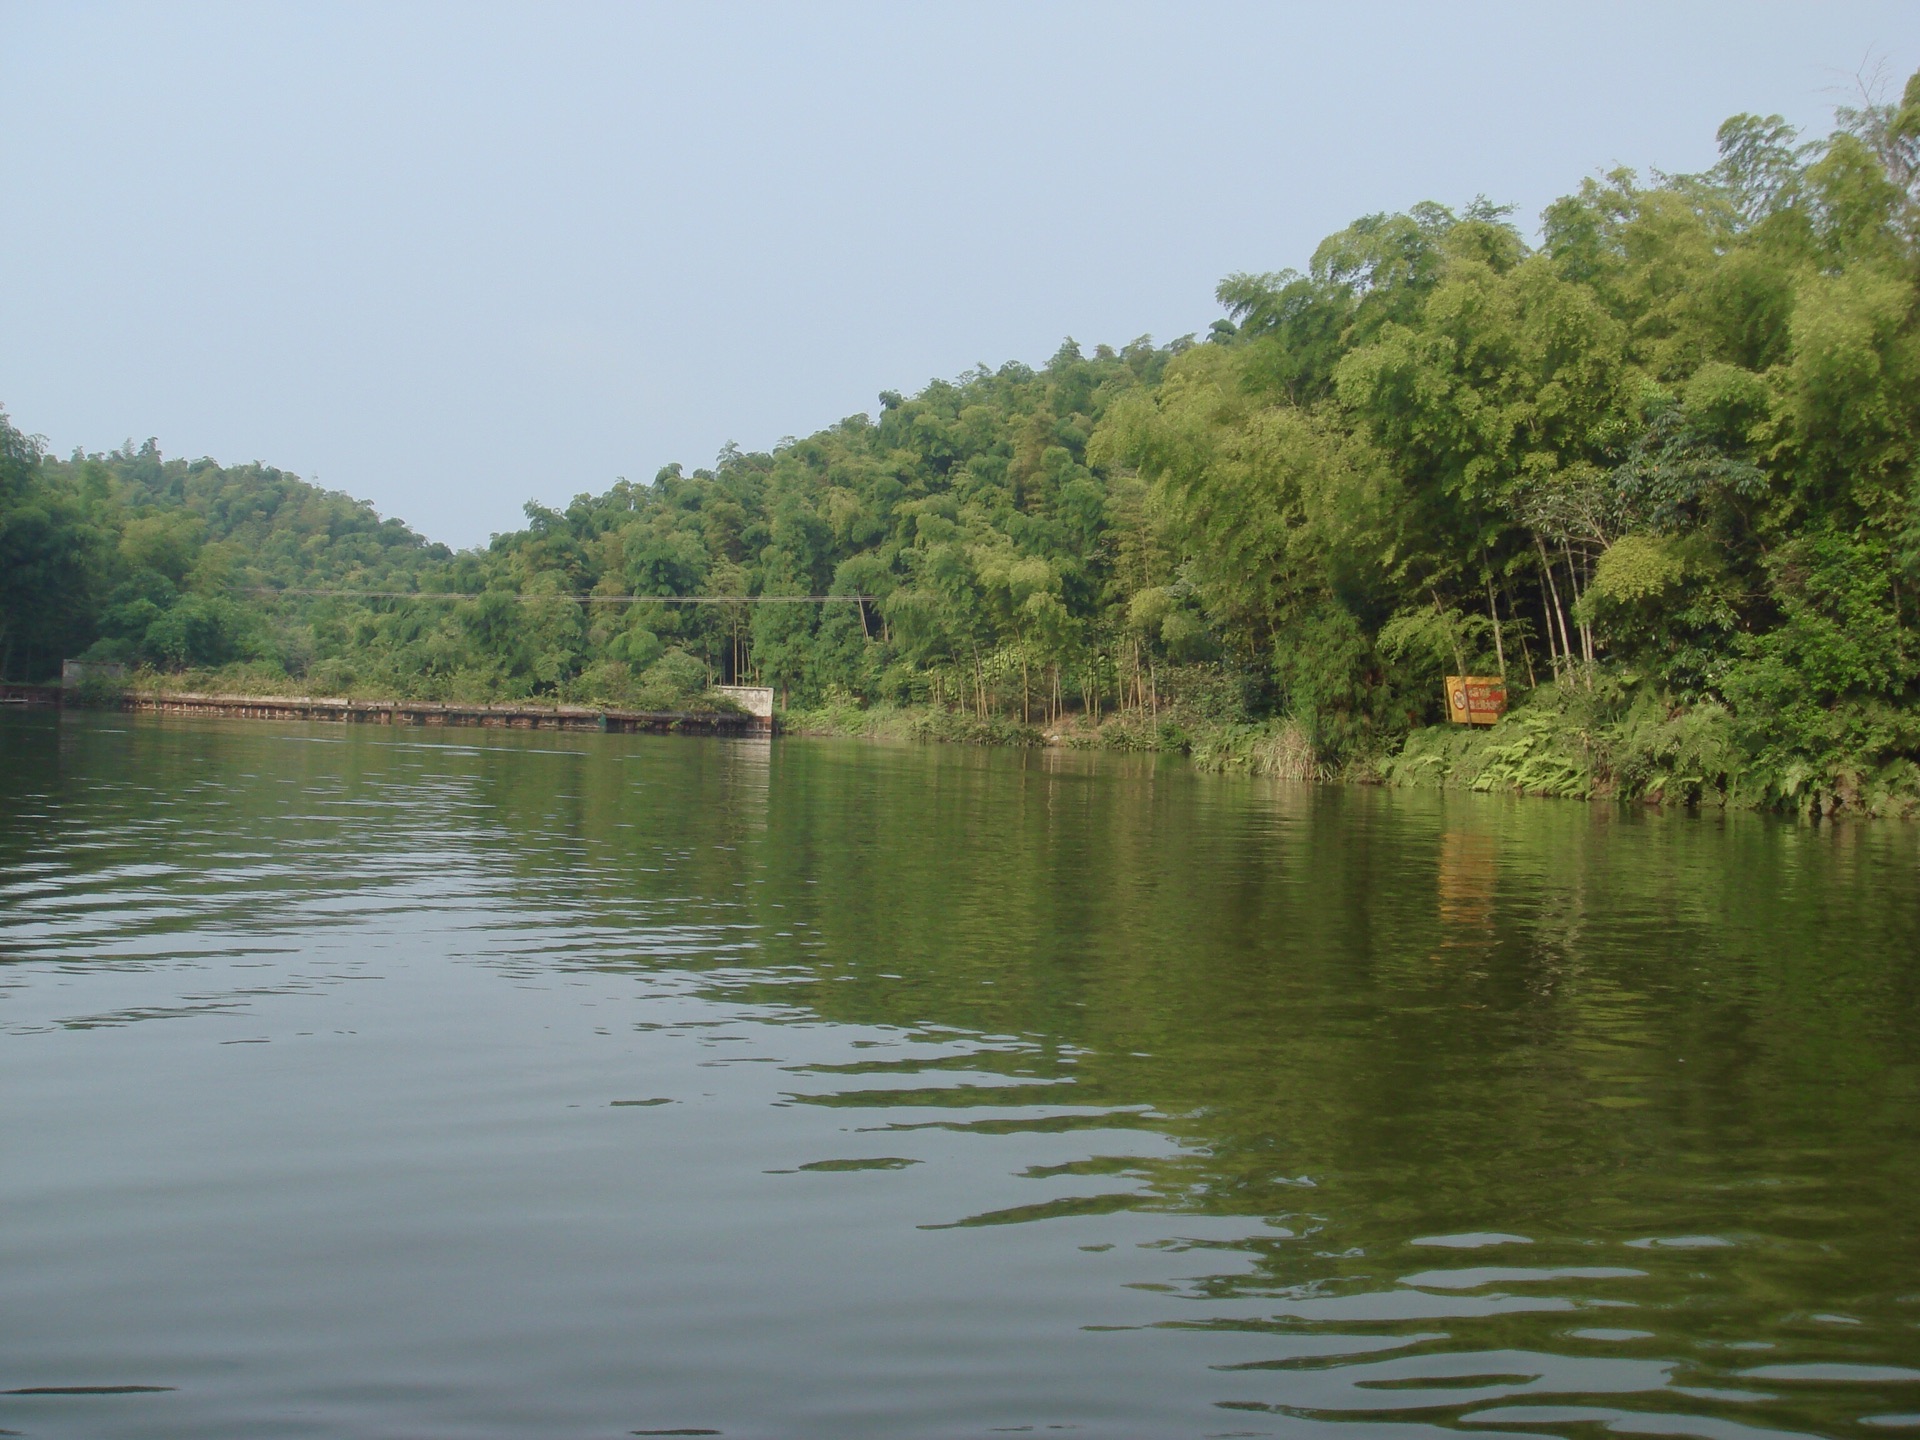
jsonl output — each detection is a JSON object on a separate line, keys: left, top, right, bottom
{"left": 5, "top": 78, "right": 1920, "bottom": 812}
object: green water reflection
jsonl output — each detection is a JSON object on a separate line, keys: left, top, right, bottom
{"left": 2, "top": 711, "right": 1917, "bottom": 1439}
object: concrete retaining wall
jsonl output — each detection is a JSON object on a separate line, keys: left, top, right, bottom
{"left": 117, "top": 692, "right": 769, "bottom": 734}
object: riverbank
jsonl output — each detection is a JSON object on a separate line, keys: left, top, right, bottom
{"left": 22, "top": 684, "right": 764, "bottom": 735}
{"left": 780, "top": 701, "right": 1331, "bottom": 783}
{"left": 22, "top": 677, "right": 1916, "bottom": 820}
{"left": 782, "top": 689, "right": 1920, "bottom": 821}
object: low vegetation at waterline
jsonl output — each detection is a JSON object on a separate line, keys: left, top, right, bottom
{"left": 7, "top": 78, "right": 1920, "bottom": 816}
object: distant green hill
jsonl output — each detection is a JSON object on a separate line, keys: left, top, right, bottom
{"left": 1, "top": 433, "right": 447, "bottom": 681}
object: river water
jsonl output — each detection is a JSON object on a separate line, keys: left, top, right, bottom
{"left": 2, "top": 711, "right": 1917, "bottom": 1439}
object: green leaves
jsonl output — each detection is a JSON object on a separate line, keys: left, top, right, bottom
{"left": 1588, "top": 534, "right": 1688, "bottom": 604}
{"left": 6, "top": 69, "right": 1920, "bottom": 813}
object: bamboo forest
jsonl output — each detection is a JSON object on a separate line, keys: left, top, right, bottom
{"left": 7, "top": 76, "right": 1920, "bottom": 816}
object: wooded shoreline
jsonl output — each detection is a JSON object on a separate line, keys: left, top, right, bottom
{"left": 8, "top": 78, "right": 1920, "bottom": 819}
{"left": 11, "top": 682, "right": 1915, "bottom": 818}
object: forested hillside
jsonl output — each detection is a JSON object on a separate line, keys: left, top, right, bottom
{"left": 6, "top": 77, "right": 1920, "bottom": 813}
{"left": 0, "top": 430, "right": 448, "bottom": 682}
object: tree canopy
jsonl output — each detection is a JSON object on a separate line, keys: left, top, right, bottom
{"left": 7, "top": 73, "right": 1920, "bottom": 812}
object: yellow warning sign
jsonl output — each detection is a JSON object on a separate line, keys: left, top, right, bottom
{"left": 1445, "top": 675, "right": 1507, "bottom": 726}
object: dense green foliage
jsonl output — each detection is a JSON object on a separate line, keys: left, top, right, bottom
{"left": 7, "top": 78, "right": 1920, "bottom": 812}
{"left": 0, "top": 436, "right": 450, "bottom": 684}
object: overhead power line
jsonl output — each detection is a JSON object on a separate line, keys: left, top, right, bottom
{"left": 241, "top": 588, "right": 871, "bottom": 605}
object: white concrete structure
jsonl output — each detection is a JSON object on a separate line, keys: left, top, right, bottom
{"left": 710, "top": 685, "right": 775, "bottom": 719}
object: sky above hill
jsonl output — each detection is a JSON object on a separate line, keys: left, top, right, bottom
{"left": 3, "top": 1, "right": 1914, "bottom": 548}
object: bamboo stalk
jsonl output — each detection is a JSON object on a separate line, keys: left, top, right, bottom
{"left": 1536, "top": 535, "right": 1574, "bottom": 681}
{"left": 1562, "top": 539, "right": 1595, "bottom": 671}
{"left": 1536, "top": 571, "right": 1560, "bottom": 681}
{"left": 1505, "top": 576, "right": 1537, "bottom": 689}
{"left": 1484, "top": 572, "right": 1507, "bottom": 682}
{"left": 1431, "top": 587, "right": 1468, "bottom": 682}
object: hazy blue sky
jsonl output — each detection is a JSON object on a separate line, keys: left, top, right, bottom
{"left": 3, "top": 3, "right": 1914, "bottom": 547}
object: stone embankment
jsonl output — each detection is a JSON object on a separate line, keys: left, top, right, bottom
{"left": 7, "top": 686, "right": 768, "bottom": 734}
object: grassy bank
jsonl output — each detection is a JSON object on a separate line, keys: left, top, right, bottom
{"left": 59, "top": 665, "right": 1920, "bottom": 821}
{"left": 1384, "top": 681, "right": 1920, "bottom": 820}
{"left": 780, "top": 699, "right": 1330, "bottom": 782}
{"left": 787, "top": 684, "right": 1920, "bottom": 821}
